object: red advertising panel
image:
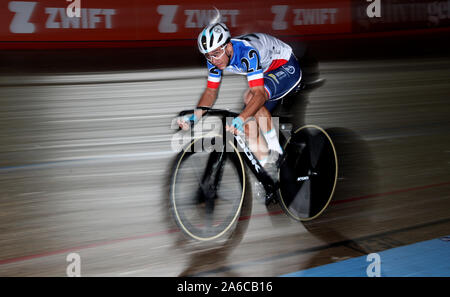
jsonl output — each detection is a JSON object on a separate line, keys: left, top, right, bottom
{"left": 2, "top": 0, "right": 449, "bottom": 48}
{"left": 0, "top": 0, "right": 137, "bottom": 41}
{"left": 262, "top": 0, "right": 352, "bottom": 36}
{"left": 0, "top": 0, "right": 352, "bottom": 45}
{"left": 144, "top": 0, "right": 352, "bottom": 39}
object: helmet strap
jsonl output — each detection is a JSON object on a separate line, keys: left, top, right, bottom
{"left": 226, "top": 43, "right": 232, "bottom": 66}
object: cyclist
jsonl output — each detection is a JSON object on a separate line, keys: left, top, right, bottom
{"left": 178, "top": 22, "right": 302, "bottom": 179}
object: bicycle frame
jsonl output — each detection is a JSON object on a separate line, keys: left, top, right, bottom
{"left": 178, "top": 107, "right": 279, "bottom": 197}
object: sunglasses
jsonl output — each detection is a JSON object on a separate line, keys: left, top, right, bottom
{"left": 205, "top": 45, "right": 227, "bottom": 62}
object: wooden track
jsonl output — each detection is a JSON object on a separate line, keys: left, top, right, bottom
{"left": 0, "top": 57, "right": 449, "bottom": 276}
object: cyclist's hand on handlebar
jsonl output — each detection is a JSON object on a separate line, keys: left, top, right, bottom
{"left": 177, "top": 119, "right": 189, "bottom": 131}
{"left": 177, "top": 114, "right": 198, "bottom": 131}
{"left": 226, "top": 116, "right": 245, "bottom": 135}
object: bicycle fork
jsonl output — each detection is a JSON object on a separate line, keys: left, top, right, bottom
{"left": 198, "top": 150, "right": 226, "bottom": 214}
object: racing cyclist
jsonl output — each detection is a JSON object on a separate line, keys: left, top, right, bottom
{"left": 178, "top": 22, "right": 302, "bottom": 181}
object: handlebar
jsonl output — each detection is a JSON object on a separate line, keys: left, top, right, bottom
{"left": 178, "top": 107, "right": 239, "bottom": 119}
{"left": 176, "top": 107, "right": 241, "bottom": 133}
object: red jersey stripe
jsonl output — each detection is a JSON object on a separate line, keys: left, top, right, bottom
{"left": 207, "top": 81, "right": 221, "bottom": 89}
{"left": 248, "top": 78, "right": 264, "bottom": 88}
{"left": 265, "top": 59, "right": 288, "bottom": 73}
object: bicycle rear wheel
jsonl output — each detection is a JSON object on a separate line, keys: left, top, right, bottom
{"left": 278, "top": 125, "right": 338, "bottom": 221}
{"left": 169, "top": 135, "right": 247, "bottom": 241}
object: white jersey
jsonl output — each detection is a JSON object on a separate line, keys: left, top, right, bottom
{"left": 232, "top": 33, "right": 293, "bottom": 72}
{"left": 206, "top": 33, "right": 293, "bottom": 89}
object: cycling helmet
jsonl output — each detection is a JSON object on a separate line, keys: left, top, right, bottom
{"left": 197, "top": 23, "right": 231, "bottom": 54}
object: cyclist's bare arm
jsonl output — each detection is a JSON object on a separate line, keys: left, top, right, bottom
{"left": 197, "top": 87, "right": 219, "bottom": 116}
{"left": 226, "top": 85, "right": 268, "bottom": 135}
{"left": 239, "top": 86, "right": 267, "bottom": 121}
{"left": 178, "top": 87, "right": 219, "bottom": 130}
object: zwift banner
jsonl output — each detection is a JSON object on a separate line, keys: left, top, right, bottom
{"left": 0, "top": 0, "right": 448, "bottom": 47}
{"left": 0, "top": 0, "right": 351, "bottom": 42}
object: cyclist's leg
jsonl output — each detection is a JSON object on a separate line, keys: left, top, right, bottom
{"left": 244, "top": 50, "right": 303, "bottom": 162}
{"left": 257, "top": 102, "right": 283, "bottom": 155}
{"left": 262, "top": 54, "right": 302, "bottom": 154}
{"left": 243, "top": 117, "right": 268, "bottom": 162}
{"left": 245, "top": 88, "right": 283, "bottom": 156}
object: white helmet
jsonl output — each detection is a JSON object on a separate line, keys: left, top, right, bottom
{"left": 197, "top": 23, "right": 231, "bottom": 54}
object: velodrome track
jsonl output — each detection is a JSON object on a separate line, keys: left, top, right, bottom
{"left": 0, "top": 55, "right": 449, "bottom": 276}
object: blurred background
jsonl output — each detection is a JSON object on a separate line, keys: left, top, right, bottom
{"left": 0, "top": 0, "right": 449, "bottom": 276}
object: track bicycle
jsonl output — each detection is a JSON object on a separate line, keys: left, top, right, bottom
{"left": 169, "top": 89, "right": 338, "bottom": 242}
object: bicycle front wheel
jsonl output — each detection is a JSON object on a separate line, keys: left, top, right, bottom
{"left": 169, "top": 135, "right": 248, "bottom": 242}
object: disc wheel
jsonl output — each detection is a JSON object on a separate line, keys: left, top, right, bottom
{"left": 278, "top": 125, "right": 338, "bottom": 221}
